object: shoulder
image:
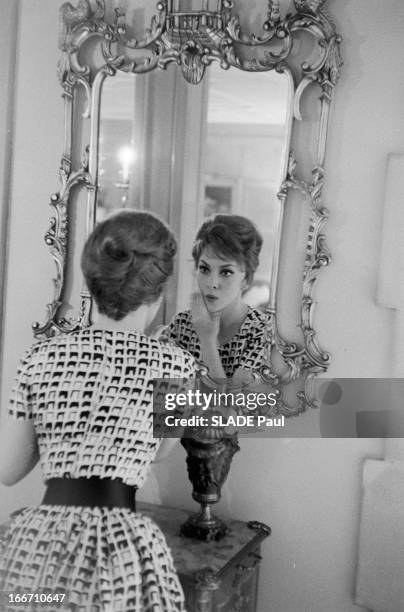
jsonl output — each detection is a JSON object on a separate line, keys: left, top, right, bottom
{"left": 11, "top": 336, "right": 61, "bottom": 385}
{"left": 148, "top": 334, "right": 196, "bottom": 376}
{"left": 17, "top": 336, "right": 55, "bottom": 365}
{"left": 22, "top": 331, "right": 89, "bottom": 361}
{"left": 20, "top": 329, "right": 111, "bottom": 366}
{"left": 28, "top": 331, "right": 87, "bottom": 350}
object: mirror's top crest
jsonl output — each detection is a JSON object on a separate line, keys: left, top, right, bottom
{"left": 57, "top": 0, "right": 341, "bottom": 87}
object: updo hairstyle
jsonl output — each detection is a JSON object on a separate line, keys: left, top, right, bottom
{"left": 192, "top": 214, "right": 262, "bottom": 285}
{"left": 81, "top": 210, "right": 177, "bottom": 321}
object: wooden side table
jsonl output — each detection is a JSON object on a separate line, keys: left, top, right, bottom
{"left": 139, "top": 502, "right": 271, "bottom": 612}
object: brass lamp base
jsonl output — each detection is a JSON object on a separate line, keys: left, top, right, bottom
{"left": 180, "top": 503, "right": 228, "bottom": 541}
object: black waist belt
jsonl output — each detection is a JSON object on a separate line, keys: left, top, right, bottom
{"left": 42, "top": 477, "right": 137, "bottom": 510}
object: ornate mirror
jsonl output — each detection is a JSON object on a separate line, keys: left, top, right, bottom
{"left": 33, "top": 0, "right": 342, "bottom": 416}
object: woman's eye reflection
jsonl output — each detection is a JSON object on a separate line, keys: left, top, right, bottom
{"left": 220, "top": 269, "right": 234, "bottom": 277}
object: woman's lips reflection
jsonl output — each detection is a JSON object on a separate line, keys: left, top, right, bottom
{"left": 204, "top": 294, "right": 219, "bottom": 303}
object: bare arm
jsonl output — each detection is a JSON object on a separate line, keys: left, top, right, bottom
{"left": 0, "top": 417, "right": 39, "bottom": 486}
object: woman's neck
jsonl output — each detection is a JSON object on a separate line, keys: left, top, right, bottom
{"left": 91, "top": 306, "right": 149, "bottom": 333}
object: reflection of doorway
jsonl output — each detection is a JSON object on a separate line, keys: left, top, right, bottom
{"left": 204, "top": 184, "right": 232, "bottom": 216}
{"left": 203, "top": 174, "right": 243, "bottom": 219}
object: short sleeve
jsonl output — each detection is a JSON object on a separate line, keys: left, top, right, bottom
{"left": 8, "top": 347, "right": 36, "bottom": 420}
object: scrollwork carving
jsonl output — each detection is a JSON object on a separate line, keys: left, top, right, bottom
{"left": 265, "top": 0, "right": 281, "bottom": 29}
{"left": 294, "top": 0, "right": 327, "bottom": 15}
{"left": 247, "top": 521, "right": 272, "bottom": 536}
{"left": 33, "top": 146, "right": 93, "bottom": 337}
{"left": 194, "top": 567, "right": 220, "bottom": 591}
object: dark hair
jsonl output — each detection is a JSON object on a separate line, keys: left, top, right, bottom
{"left": 192, "top": 214, "right": 262, "bottom": 284}
{"left": 81, "top": 210, "right": 177, "bottom": 321}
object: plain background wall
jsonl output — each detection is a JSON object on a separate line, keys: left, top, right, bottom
{"left": 0, "top": 0, "right": 62, "bottom": 517}
{"left": 0, "top": 0, "right": 19, "bottom": 359}
{"left": 0, "top": 1, "right": 403, "bottom": 611}
{"left": 315, "top": 0, "right": 404, "bottom": 378}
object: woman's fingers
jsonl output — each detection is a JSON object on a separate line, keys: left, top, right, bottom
{"left": 191, "top": 293, "right": 220, "bottom": 339}
{"left": 191, "top": 292, "right": 206, "bottom": 318}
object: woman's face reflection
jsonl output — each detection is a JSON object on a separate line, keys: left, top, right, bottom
{"left": 196, "top": 246, "right": 246, "bottom": 315}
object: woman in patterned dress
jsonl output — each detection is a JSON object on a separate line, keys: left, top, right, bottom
{"left": 0, "top": 210, "right": 195, "bottom": 611}
{"left": 165, "top": 214, "right": 270, "bottom": 384}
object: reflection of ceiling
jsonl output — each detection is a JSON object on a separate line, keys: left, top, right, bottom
{"left": 207, "top": 64, "right": 289, "bottom": 125}
{"left": 100, "top": 66, "right": 289, "bottom": 125}
{"left": 101, "top": 73, "right": 137, "bottom": 120}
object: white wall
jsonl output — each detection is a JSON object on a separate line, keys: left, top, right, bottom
{"left": 148, "top": 2, "right": 402, "bottom": 611}
{"left": 0, "top": 0, "right": 62, "bottom": 517}
{"left": 0, "top": 1, "right": 402, "bottom": 611}
{"left": 317, "top": 0, "right": 404, "bottom": 377}
{"left": 0, "top": 0, "right": 19, "bottom": 355}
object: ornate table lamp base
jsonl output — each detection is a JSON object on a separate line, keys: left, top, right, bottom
{"left": 180, "top": 433, "right": 240, "bottom": 541}
{"left": 180, "top": 502, "right": 228, "bottom": 541}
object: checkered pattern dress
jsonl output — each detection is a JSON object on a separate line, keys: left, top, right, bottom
{"left": 0, "top": 329, "right": 195, "bottom": 611}
{"left": 165, "top": 307, "right": 271, "bottom": 376}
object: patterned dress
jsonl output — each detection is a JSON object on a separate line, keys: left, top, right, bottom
{"left": 0, "top": 329, "right": 195, "bottom": 612}
{"left": 165, "top": 306, "right": 271, "bottom": 376}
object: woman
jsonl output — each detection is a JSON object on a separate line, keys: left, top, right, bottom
{"left": 166, "top": 214, "right": 271, "bottom": 386}
{"left": 0, "top": 210, "right": 195, "bottom": 611}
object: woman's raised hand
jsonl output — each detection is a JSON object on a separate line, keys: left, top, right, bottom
{"left": 191, "top": 293, "right": 220, "bottom": 344}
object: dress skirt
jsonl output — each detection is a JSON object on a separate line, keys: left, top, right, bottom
{"left": 0, "top": 505, "right": 186, "bottom": 612}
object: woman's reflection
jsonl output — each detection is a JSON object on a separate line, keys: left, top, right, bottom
{"left": 165, "top": 214, "right": 271, "bottom": 383}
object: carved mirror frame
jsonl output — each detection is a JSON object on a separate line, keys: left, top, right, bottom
{"left": 33, "top": 0, "right": 342, "bottom": 416}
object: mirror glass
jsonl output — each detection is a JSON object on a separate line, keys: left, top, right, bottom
{"left": 97, "top": 64, "right": 291, "bottom": 317}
